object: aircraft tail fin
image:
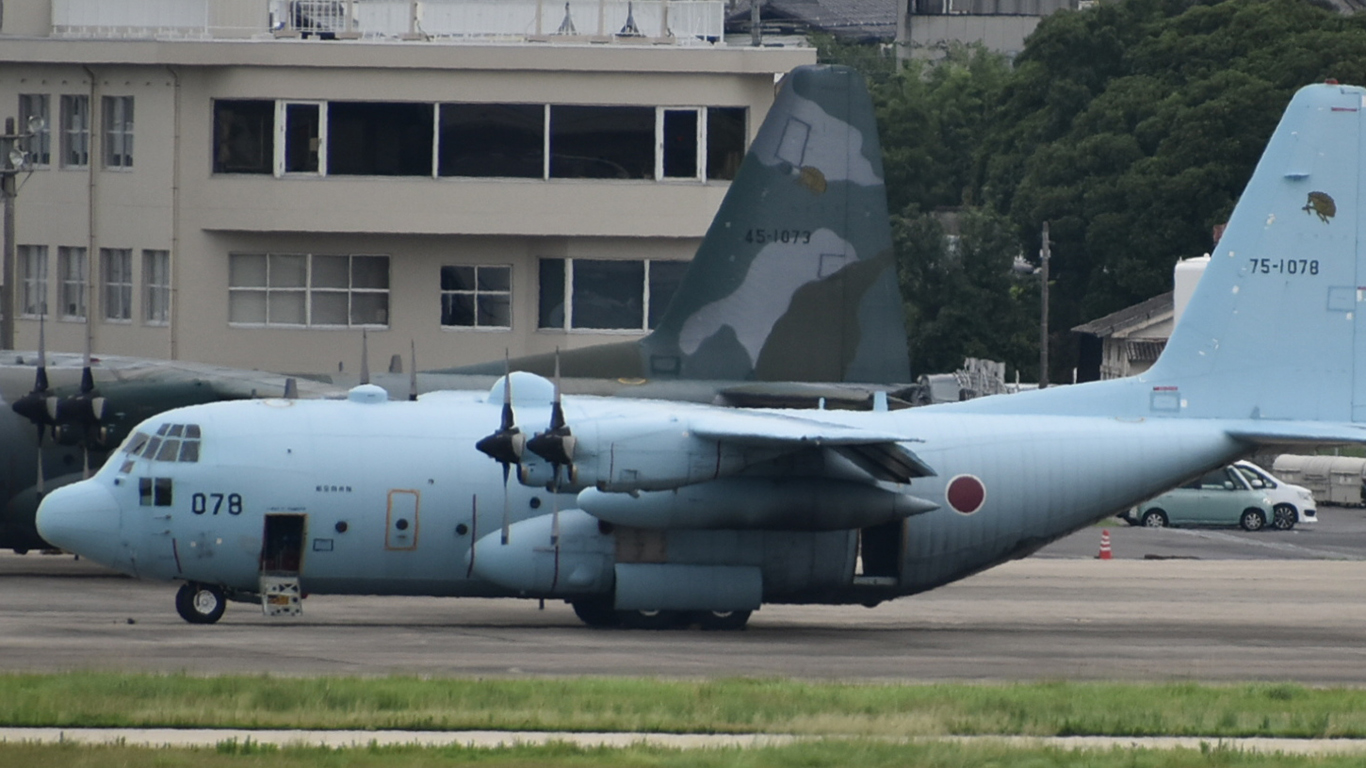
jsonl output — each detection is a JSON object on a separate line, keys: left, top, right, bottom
{"left": 1142, "top": 83, "right": 1366, "bottom": 423}
{"left": 640, "top": 64, "right": 909, "bottom": 383}
{"left": 438, "top": 64, "right": 909, "bottom": 384}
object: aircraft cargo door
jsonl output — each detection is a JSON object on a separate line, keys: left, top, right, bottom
{"left": 261, "top": 514, "right": 306, "bottom": 574}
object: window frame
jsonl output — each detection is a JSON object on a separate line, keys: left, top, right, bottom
{"left": 439, "top": 264, "right": 512, "bottom": 331}
{"left": 228, "top": 252, "right": 390, "bottom": 329}
{"left": 143, "top": 249, "right": 171, "bottom": 325}
{"left": 18, "top": 245, "right": 48, "bottom": 318}
{"left": 537, "top": 257, "right": 687, "bottom": 333}
{"left": 18, "top": 94, "right": 51, "bottom": 168}
{"left": 59, "top": 94, "right": 90, "bottom": 169}
{"left": 101, "top": 248, "right": 134, "bottom": 323}
{"left": 58, "top": 246, "right": 88, "bottom": 321}
{"left": 275, "top": 100, "right": 328, "bottom": 177}
{"left": 102, "top": 95, "right": 134, "bottom": 170}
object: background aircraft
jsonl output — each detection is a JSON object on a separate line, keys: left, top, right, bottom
{"left": 35, "top": 81, "right": 1366, "bottom": 629}
{"left": 0, "top": 64, "right": 911, "bottom": 554}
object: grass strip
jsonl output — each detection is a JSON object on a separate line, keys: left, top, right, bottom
{"left": 3, "top": 739, "right": 1365, "bottom": 768}
{"left": 1, "top": 674, "right": 1365, "bottom": 737}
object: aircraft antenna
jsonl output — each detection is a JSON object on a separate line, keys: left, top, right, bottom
{"left": 408, "top": 339, "right": 418, "bottom": 402}
{"left": 359, "top": 329, "right": 371, "bottom": 386}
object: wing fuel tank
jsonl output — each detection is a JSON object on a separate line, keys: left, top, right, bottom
{"left": 577, "top": 477, "right": 938, "bottom": 530}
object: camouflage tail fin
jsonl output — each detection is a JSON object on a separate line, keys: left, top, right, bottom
{"left": 441, "top": 64, "right": 910, "bottom": 384}
{"left": 640, "top": 64, "right": 909, "bottom": 383}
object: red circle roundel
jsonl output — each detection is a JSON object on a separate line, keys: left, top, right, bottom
{"left": 946, "top": 474, "right": 986, "bottom": 514}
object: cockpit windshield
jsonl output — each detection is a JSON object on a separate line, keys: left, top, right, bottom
{"left": 119, "top": 423, "right": 202, "bottom": 472}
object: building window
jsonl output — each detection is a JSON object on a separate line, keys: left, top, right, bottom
{"left": 328, "top": 101, "right": 434, "bottom": 176}
{"left": 229, "top": 253, "right": 389, "bottom": 327}
{"left": 102, "top": 96, "right": 134, "bottom": 169}
{"left": 538, "top": 258, "right": 687, "bottom": 331}
{"left": 213, "top": 99, "right": 745, "bottom": 181}
{"left": 440, "top": 265, "right": 511, "bottom": 329}
{"left": 706, "top": 107, "right": 746, "bottom": 181}
{"left": 279, "top": 101, "right": 325, "bottom": 175}
{"left": 60, "top": 95, "right": 90, "bottom": 168}
{"left": 143, "top": 249, "right": 171, "bottom": 325}
{"left": 18, "top": 245, "right": 48, "bottom": 317}
{"left": 18, "top": 95, "right": 51, "bottom": 167}
{"left": 549, "top": 106, "right": 654, "bottom": 179}
{"left": 58, "top": 247, "right": 87, "bottom": 320}
{"left": 102, "top": 248, "right": 133, "bottom": 322}
{"left": 213, "top": 99, "right": 274, "bottom": 174}
{"left": 438, "top": 104, "right": 544, "bottom": 178}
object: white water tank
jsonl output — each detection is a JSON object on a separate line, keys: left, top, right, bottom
{"left": 1172, "top": 254, "right": 1210, "bottom": 326}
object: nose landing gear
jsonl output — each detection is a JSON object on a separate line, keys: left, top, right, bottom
{"left": 175, "top": 581, "right": 226, "bottom": 624}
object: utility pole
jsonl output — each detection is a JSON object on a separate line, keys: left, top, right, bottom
{"left": 1039, "top": 221, "right": 1050, "bottom": 390}
{"left": 1, "top": 115, "right": 41, "bottom": 352}
{"left": 2, "top": 117, "right": 19, "bottom": 352}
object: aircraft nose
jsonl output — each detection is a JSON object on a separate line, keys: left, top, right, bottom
{"left": 37, "top": 481, "right": 125, "bottom": 566}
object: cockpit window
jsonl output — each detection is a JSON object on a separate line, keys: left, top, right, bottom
{"left": 123, "top": 432, "right": 151, "bottom": 456}
{"left": 121, "top": 424, "right": 202, "bottom": 465}
{"left": 155, "top": 439, "right": 182, "bottom": 462}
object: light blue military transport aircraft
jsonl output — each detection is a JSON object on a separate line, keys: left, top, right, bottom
{"left": 37, "top": 82, "right": 1366, "bottom": 630}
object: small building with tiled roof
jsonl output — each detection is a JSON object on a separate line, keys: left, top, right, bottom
{"left": 1072, "top": 291, "right": 1174, "bottom": 382}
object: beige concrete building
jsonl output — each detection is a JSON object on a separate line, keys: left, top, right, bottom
{"left": 0, "top": 0, "right": 813, "bottom": 374}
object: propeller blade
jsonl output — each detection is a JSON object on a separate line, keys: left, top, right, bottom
{"left": 526, "top": 349, "right": 576, "bottom": 470}
{"left": 500, "top": 462, "right": 512, "bottom": 545}
{"left": 34, "top": 424, "right": 45, "bottom": 495}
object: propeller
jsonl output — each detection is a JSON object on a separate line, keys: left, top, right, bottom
{"left": 526, "top": 349, "right": 576, "bottom": 546}
{"left": 475, "top": 353, "right": 525, "bottom": 544}
{"left": 10, "top": 317, "right": 57, "bottom": 494}
{"left": 54, "top": 342, "right": 109, "bottom": 478}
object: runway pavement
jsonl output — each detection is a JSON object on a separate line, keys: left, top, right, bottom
{"left": 3, "top": 512, "right": 1365, "bottom": 682}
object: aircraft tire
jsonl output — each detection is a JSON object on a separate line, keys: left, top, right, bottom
{"left": 1240, "top": 509, "right": 1266, "bottom": 532}
{"left": 694, "top": 610, "right": 751, "bottom": 631}
{"left": 570, "top": 598, "right": 620, "bottom": 628}
{"left": 1141, "top": 510, "right": 1168, "bottom": 528}
{"left": 617, "top": 609, "right": 685, "bottom": 630}
{"left": 175, "top": 582, "right": 227, "bottom": 624}
{"left": 1272, "top": 504, "right": 1298, "bottom": 530}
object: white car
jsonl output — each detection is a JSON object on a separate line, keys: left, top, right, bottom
{"left": 1234, "top": 460, "right": 1317, "bottom": 527}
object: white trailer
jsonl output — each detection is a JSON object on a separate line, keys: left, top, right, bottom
{"left": 1272, "top": 455, "right": 1366, "bottom": 506}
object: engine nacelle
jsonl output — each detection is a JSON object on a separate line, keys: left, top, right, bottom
{"left": 578, "top": 477, "right": 938, "bottom": 531}
{"left": 468, "top": 509, "right": 613, "bottom": 597}
{"left": 564, "top": 415, "right": 775, "bottom": 493}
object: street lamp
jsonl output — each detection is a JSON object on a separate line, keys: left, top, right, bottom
{"left": 1, "top": 115, "right": 43, "bottom": 351}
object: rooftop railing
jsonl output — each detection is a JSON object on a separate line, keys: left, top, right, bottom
{"left": 48, "top": 0, "right": 726, "bottom": 44}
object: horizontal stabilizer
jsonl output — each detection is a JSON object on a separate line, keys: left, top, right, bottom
{"left": 1225, "top": 421, "right": 1366, "bottom": 446}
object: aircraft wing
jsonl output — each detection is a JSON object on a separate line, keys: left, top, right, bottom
{"left": 688, "top": 411, "right": 935, "bottom": 483}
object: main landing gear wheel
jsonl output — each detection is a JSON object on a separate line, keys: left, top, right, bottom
{"left": 694, "top": 610, "right": 751, "bottom": 631}
{"left": 617, "top": 609, "right": 686, "bottom": 630}
{"left": 1272, "top": 504, "right": 1298, "bottom": 530}
{"left": 1240, "top": 509, "right": 1267, "bottom": 532}
{"left": 570, "top": 598, "right": 620, "bottom": 628}
{"left": 1142, "top": 510, "right": 1168, "bottom": 528}
{"left": 175, "top": 582, "right": 226, "bottom": 624}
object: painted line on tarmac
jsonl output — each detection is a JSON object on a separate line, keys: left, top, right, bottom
{"left": 3, "top": 729, "right": 1366, "bottom": 754}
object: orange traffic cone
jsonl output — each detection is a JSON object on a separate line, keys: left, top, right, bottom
{"left": 1098, "top": 529, "right": 1112, "bottom": 560}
